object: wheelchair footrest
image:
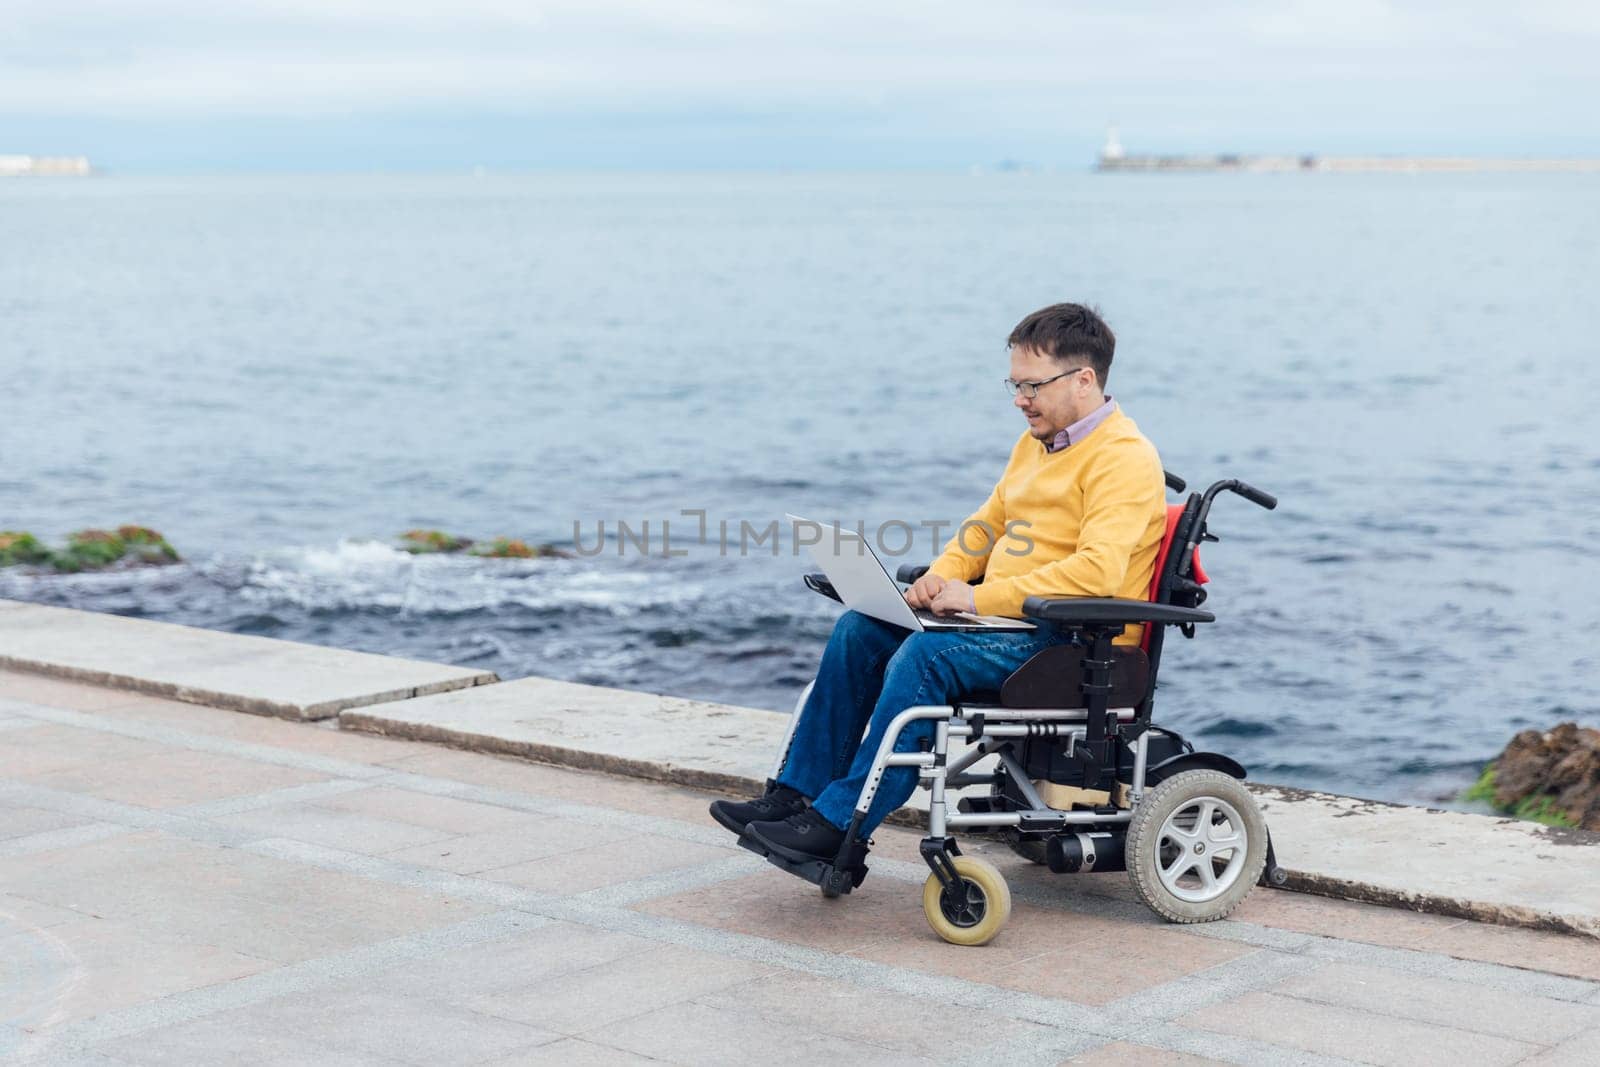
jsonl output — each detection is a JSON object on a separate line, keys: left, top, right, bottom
{"left": 737, "top": 830, "right": 870, "bottom": 894}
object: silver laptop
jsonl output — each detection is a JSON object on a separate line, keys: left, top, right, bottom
{"left": 788, "top": 514, "right": 1035, "bottom": 632}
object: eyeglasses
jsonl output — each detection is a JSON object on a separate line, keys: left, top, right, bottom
{"left": 1003, "top": 366, "right": 1090, "bottom": 398}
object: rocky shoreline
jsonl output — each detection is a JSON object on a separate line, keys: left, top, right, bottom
{"left": 0, "top": 526, "right": 179, "bottom": 573}
{"left": 0, "top": 526, "right": 574, "bottom": 575}
{"left": 1467, "top": 722, "right": 1600, "bottom": 830}
{"left": 397, "top": 528, "right": 571, "bottom": 559}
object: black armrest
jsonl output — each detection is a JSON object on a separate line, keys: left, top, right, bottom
{"left": 894, "top": 563, "right": 983, "bottom": 587}
{"left": 803, "top": 573, "right": 842, "bottom": 603}
{"left": 1021, "top": 596, "right": 1215, "bottom": 626}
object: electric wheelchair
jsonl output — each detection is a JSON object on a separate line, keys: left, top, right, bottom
{"left": 742, "top": 473, "right": 1285, "bottom": 946}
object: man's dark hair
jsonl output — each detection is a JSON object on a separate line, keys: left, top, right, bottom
{"left": 1007, "top": 303, "right": 1115, "bottom": 389}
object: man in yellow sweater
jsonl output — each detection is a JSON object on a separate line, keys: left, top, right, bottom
{"left": 711, "top": 303, "right": 1167, "bottom": 866}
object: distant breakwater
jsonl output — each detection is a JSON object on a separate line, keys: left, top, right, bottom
{"left": 1096, "top": 154, "right": 1600, "bottom": 174}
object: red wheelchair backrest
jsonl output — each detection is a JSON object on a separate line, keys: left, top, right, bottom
{"left": 1142, "top": 503, "right": 1209, "bottom": 652}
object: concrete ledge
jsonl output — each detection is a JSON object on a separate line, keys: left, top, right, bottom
{"left": 341, "top": 675, "right": 784, "bottom": 795}
{"left": 344, "top": 675, "right": 1600, "bottom": 940}
{"left": 1257, "top": 786, "right": 1600, "bottom": 939}
{"left": 0, "top": 599, "right": 497, "bottom": 720}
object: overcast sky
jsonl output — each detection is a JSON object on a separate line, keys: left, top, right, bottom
{"left": 3, "top": 1, "right": 1597, "bottom": 171}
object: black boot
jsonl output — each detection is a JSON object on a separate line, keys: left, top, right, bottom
{"left": 744, "top": 806, "right": 847, "bottom": 865}
{"left": 708, "top": 784, "right": 808, "bottom": 836}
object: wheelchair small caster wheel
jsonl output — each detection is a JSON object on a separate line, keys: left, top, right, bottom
{"left": 1126, "top": 769, "right": 1267, "bottom": 923}
{"left": 921, "top": 855, "right": 1011, "bottom": 946}
{"left": 1266, "top": 865, "right": 1289, "bottom": 888}
{"left": 820, "top": 871, "right": 849, "bottom": 899}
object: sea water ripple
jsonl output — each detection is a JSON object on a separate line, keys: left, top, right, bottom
{"left": 3, "top": 172, "right": 1598, "bottom": 804}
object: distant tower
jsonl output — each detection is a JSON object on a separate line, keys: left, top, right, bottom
{"left": 1101, "top": 125, "right": 1125, "bottom": 162}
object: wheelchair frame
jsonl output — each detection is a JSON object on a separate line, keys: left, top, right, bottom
{"left": 742, "top": 474, "right": 1286, "bottom": 938}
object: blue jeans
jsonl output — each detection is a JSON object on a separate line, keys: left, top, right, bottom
{"left": 776, "top": 610, "right": 1074, "bottom": 837}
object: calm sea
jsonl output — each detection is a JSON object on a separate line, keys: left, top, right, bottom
{"left": 3, "top": 172, "right": 1597, "bottom": 804}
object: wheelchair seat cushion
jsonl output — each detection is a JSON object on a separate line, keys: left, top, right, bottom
{"left": 999, "top": 645, "right": 1149, "bottom": 709}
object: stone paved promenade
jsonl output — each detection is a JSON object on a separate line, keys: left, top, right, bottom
{"left": 4, "top": 669, "right": 1599, "bottom": 1066}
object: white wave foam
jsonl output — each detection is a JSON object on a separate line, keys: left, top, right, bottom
{"left": 299, "top": 539, "right": 414, "bottom": 573}
{"left": 231, "top": 539, "right": 683, "bottom": 615}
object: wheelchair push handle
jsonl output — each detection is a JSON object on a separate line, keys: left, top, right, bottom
{"left": 1199, "top": 478, "right": 1276, "bottom": 513}
{"left": 1185, "top": 478, "right": 1279, "bottom": 564}
{"left": 1230, "top": 481, "right": 1277, "bottom": 510}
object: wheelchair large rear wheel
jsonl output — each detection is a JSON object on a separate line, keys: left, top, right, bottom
{"left": 1125, "top": 770, "right": 1266, "bottom": 923}
{"left": 921, "top": 855, "right": 1011, "bottom": 946}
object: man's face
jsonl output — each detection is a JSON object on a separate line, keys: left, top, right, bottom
{"left": 1010, "top": 345, "right": 1098, "bottom": 441}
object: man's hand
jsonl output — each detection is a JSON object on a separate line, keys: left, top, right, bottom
{"left": 928, "top": 579, "right": 977, "bottom": 617}
{"left": 904, "top": 572, "right": 948, "bottom": 609}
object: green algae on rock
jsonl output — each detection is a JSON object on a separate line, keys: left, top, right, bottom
{"left": 470, "top": 537, "right": 572, "bottom": 560}
{"left": 471, "top": 537, "right": 535, "bottom": 558}
{"left": 55, "top": 529, "right": 127, "bottom": 572}
{"left": 0, "top": 527, "right": 181, "bottom": 573}
{"left": 394, "top": 530, "right": 569, "bottom": 559}
{"left": 0, "top": 531, "right": 54, "bottom": 566}
{"left": 399, "top": 529, "right": 474, "bottom": 554}
{"left": 117, "top": 525, "right": 181, "bottom": 564}
{"left": 1464, "top": 722, "right": 1599, "bottom": 830}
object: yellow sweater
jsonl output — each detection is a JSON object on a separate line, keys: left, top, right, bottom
{"left": 928, "top": 408, "right": 1166, "bottom": 645}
